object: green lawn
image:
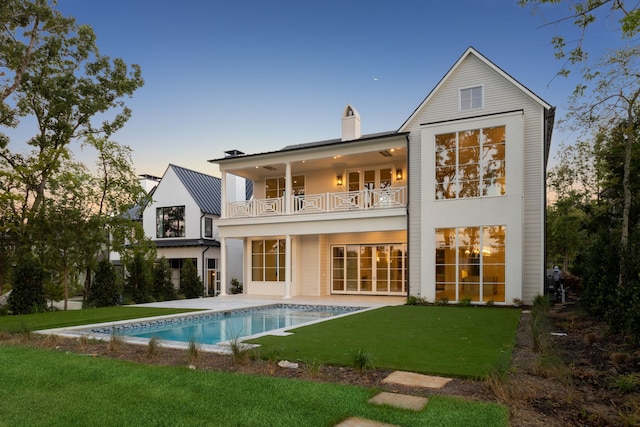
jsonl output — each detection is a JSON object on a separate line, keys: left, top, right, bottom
{"left": 0, "top": 345, "right": 509, "bottom": 427}
{"left": 0, "top": 306, "right": 199, "bottom": 333}
{"left": 249, "top": 305, "right": 521, "bottom": 378}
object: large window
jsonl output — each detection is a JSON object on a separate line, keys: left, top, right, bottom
{"left": 460, "top": 86, "right": 482, "bottom": 111}
{"left": 435, "top": 226, "right": 506, "bottom": 303}
{"left": 435, "top": 125, "right": 505, "bottom": 199}
{"left": 332, "top": 244, "right": 407, "bottom": 294}
{"left": 251, "top": 239, "right": 286, "bottom": 282}
{"left": 156, "top": 206, "right": 185, "bottom": 238}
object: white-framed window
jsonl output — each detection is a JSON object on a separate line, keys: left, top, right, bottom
{"left": 331, "top": 243, "right": 407, "bottom": 294}
{"left": 435, "top": 226, "right": 506, "bottom": 303}
{"left": 435, "top": 125, "right": 506, "bottom": 199}
{"left": 460, "top": 86, "right": 483, "bottom": 111}
{"left": 204, "top": 217, "right": 213, "bottom": 238}
{"left": 265, "top": 175, "right": 305, "bottom": 198}
{"left": 251, "top": 239, "right": 286, "bottom": 282}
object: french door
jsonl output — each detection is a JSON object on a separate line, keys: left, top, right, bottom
{"left": 331, "top": 244, "right": 407, "bottom": 294}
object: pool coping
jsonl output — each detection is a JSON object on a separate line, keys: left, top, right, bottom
{"left": 35, "top": 303, "right": 379, "bottom": 354}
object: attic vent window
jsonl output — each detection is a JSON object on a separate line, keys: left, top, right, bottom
{"left": 460, "top": 86, "right": 483, "bottom": 111}
{"left": 263, "top": 166, "right": 277, "bottom": 171}
{"left": 379, "top": 150, "right": 393, "bottom": 157}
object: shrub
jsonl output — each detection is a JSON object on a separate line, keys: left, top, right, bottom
{"left": 350, "top": 348, "right": 374, "bottom": 371}
{"left": 187, "top": 336, "right": 199, "bottom": 364}
{"left": 458, "top": 297, "right": 473, "bottom": 307}
{"left": 180, "top": 259, "right": 203, "bottom": 299}
{"left": 435, "top": 296, "right": 449, "bottom": 306}
{"left": 8, "top": 256, "right": 46, "bottom": 315}
{"left": 229, "top": 337, "right": 251, "bottom": 366}
{"left": 304, "top": 358, "right": 324, "bottom": 378}
{"left": 147, "top": 336, "right": 161, "bottom": 358}
{"left": 89, "top": 260, "right": 121, "bottom": 307}
{"left": 153, "top": 257, "right": 176, "bottom": 301}
{"left": 230, "top": 277, "right": 243, "bottom": 294}
{"left": 532, "top": 294, "right": 551, "bottom": 312}
{"left": 108, "top": 329, "right": 124, "bottom": 353}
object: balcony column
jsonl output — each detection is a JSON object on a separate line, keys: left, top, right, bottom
{"left": 283, "top": 234, "right": 292, "bottom": 299}
{"left": 285, "top": 162, "right": 292, "bottom": 214}
{"left": 220, "top": 170, "right": 227, "bottom": 218}
{"left": 219, "top": 236, "right": 228, "bottom": 296}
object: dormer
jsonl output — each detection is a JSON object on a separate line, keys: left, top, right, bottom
{"left": 341, "top": 104, "right": 361, "bottom": 141}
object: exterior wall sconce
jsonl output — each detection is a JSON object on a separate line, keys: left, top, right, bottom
{"left": 336, "top": 174, "right": 343, "bottom": 186}
{"left": 396, "top": 169, "right": 403, "bottom": 180}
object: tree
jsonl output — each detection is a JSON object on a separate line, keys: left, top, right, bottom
{"left": 7, "top": 255, "right": 46, "bottom": 314}
{"left": 523, "top": 1, "right": 640, "bottom": 276}
{"left": 89, "top": 259, "right": 120, "bottom": 308}
{"left": 0, "top": 0, "right": 144, "bottom": 257}
{"left": 519, "top": 0, "right": 639, "bottom": 77}
{"left": 1, "top": 1, "right": 147, "bottom": 307}
{"left": 153, "top": 257, "right": 176, "bottom": 301}
{"left": 0, "top": 0, "right": 73, "bottom": 115}
{"left": 180, "top": 259, "right": 203, "bottom": 299}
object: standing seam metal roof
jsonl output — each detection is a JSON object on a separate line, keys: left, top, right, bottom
{"left": 169, "top": 164, "right": 221, "bottom": 215}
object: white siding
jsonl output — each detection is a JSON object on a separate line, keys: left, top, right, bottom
{"left": 404, "top": 53, "right": 547, "bottom": 304}
{"left": 143, "top": 167, "right": 200, "bottom": 240}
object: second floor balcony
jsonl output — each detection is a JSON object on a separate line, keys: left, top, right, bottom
{"left": 226, "top": 186, "right": 407, "bottom": 219}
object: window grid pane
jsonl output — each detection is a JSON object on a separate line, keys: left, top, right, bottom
{"left": 435, "top": 126, "right": 505, "bottom": 200}
{"left": 251, "top": 239, "right": 286, "bottom": 282}
{"left": 435, "top": 226, "right": 506, "bottom": 303}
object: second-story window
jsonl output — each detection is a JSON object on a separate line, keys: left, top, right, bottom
{"left": 204, "top": 217, "right": 213, "bottom": 238}
{"left": 156, "top": 206, "right": 185, "bottom": 238}
{"left": 265, "top": 175, "right": 305, "bottom": 198}
{"left": 435, "top": 125, "right": 506, "bottom": 199}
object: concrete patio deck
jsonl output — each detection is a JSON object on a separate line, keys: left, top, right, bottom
{"left": 133, "top": 294, "right": 406, "bottom": 311}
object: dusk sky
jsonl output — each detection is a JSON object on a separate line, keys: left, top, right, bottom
{"left": 9, "top": 1, "right": 628, "bottom": 177}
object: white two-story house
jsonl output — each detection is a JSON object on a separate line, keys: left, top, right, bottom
{"left": 210, "top": 47, "right": 554, "bottom": 305}
{"left": 141, "top": 164, "right": 245, "bottom": 295}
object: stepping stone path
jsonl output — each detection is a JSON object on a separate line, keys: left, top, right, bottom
{"left": 334, "top": 417, "right": 399, "bottom": 427}
{"left": 368, "top": 392, "right": 429, "bottom": 411}
{"left": 334, "top": 371, "right": 452, "bottom": 426}
{"left": 381, "top": 371, "right": 452, "bottom": 389}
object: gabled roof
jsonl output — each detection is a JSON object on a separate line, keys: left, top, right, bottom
{"left": 168, "top": 164, "right": 221, "bottom": 215}
{"left": 398, "top": 46, "right": 553, "bottom": 132}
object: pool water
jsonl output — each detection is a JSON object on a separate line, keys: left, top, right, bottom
{"left": 87, "top": 304, "right": 363, "bottom": 345}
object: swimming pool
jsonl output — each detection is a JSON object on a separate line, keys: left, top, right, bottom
{"left": 82, "top": 304, "right": 365, "bottom": 347}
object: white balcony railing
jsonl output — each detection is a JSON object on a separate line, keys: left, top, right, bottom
{"left": 226, "top": 187, "right": 406, "bottom": 219}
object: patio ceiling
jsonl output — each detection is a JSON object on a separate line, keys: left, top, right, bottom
{"left": 219, "top": 136, "right": 408, "bottom": 181}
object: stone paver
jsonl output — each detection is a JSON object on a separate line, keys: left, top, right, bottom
{"left": 382, "top": 370, "right": 452, "bottom": 389}
{"left": 368, "top": 392, "right": 429, "bottom": 411}
{"left": 334, "top": 417, "right": 400, "bottom": 427}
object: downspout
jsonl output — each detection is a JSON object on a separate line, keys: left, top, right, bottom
{"left": 405, "top": 133, "right": 411, "bottom": 303}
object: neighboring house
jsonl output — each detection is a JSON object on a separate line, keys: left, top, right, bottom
{"left": 119, "top": 164, "right": 245, "bottom": 295}
{"left": 209, "top": 47, "right": 554, "bottom": 305}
